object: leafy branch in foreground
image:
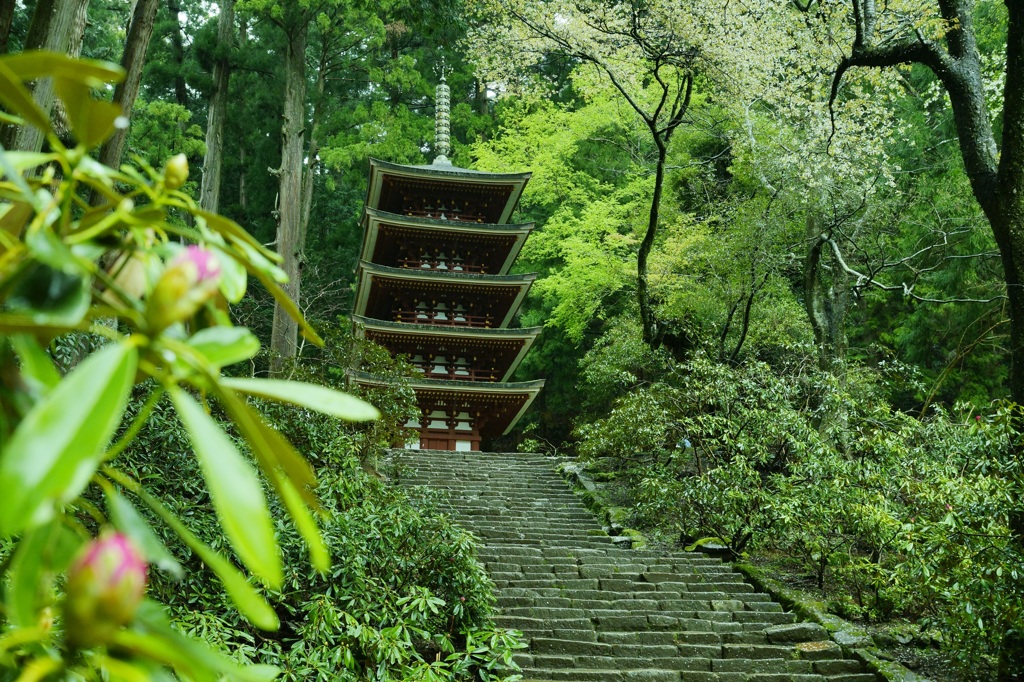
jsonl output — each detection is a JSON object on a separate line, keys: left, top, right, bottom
{"left": 0, "top": 50, "right": 377, "bottom": 679}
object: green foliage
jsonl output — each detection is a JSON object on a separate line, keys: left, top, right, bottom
{"left": 126, "top": 99, "right": 207, "bottom": 170}
{"left": 119, "top": 343, "right": 522, "bottom": 681}
{"left": 0, "top": 52, "right": 378, "bottom": 679}
{"left": 574, "top": 326, "right": 1024, "bottom": 674}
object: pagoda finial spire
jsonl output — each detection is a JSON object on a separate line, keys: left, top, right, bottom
{"left": 434, "top": 62, "right": 452, "bottom": 166}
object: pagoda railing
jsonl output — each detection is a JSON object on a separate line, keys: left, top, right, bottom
{"left": 402, "top": 208, "right": 487, "bottom": 223}
{"left": 397, "top": 258, "right": 487, "bottom": 273}
{"left": 393, "top": 311, "right": 493, "bottom": 327}
{"left": 413, "top": 367, "right": 502, "bottom": 382}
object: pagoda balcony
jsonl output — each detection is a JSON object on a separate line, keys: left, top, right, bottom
{"left": 397, "top": 258, "right": 488, "bottom": 274}
{"left": 413, "top": 366, "right": 502, "bottom": 382}
{"left": 393, "top": 310, "right": 494, "bottom": 327}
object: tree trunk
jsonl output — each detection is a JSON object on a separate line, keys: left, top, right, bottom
{"left": 0, "top": 0, "right": 17, "bottom": 53}
{"left": 166, "top": 0, "right": 188, "bottom": 107}
{"left": 269, "top": 22, "right": 308, "bottom": 375}
{"left": 2, "top": 0, "right": 89, "bottom": 152}
{"left": 803, "top": 216, "right": 849, "bottom": 373}
{"left": 992, "top": 4, "right": 1024, "bottom": 676}
{"left": 299, "top": 53, "right": 327, "bottom": 241}
{"left": 49, "top": 0, "right": 90, "bottom": 145}
{"left": 96, "top": 0, "right": 160, "bottom": 171}
{"left": 199, "top": 0, "right": 234, "bottom": 213}
{"left": 637, "top": 137, "right": 666, "bottom": 349}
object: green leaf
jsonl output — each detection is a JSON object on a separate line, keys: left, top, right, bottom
{"left": 186, "top": 326, "right": 260, "bottom": 370}
{"left": 55, "top": 77, "right": 123, "bottom": 149}
{"left": 215, "top": 389, "right": 318, "bottom": 504}
{"left": 221, "top": 378, "right": 380, "bottom": 422}
{"left": 0, "top": 152, "right": 58, "bottom": 173}
{"left": 213, "top": 390, "right": 328, "bottom": 570}
{"left": 169, "top": 387, "right": 282, "bottom": 589}
{"left": 0, "top": 60, "right": 51, "bottom": 135}
{"left": 0, "top": 51, "right": 123, "bottom": 86}
{"left": 0, "top": 342, "right": 137, "bottom": 536}
{"left": 217, "top": 247, "right": 248, "bottom": 303}
{"left": 120, "top": 601, "right": 280, "bottom": 682}
{"left": 124, "top": 482, "right": 279, "bottom": 630}
{"left": 5, "top": 262, "right": 90, "bottom": 327}
{"left": 10, "top": 334, "right": 60, "bottom": 391}
{"left": 193, "top": 209, "right": 280, "bottom": 263}
{"left": 106, "top": 488, "right": 184, "bottom": 580}
{"left": 5, "top": 519, "right": 82, "bottom": 627}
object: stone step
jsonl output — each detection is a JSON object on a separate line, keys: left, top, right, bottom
{"left": 393, "top": 450, "right": 873, "bottom": 682}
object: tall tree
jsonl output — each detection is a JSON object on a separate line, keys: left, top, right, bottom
{"left": 815, "top": 0, "right": 1021, "bottom": 674}
{"left": 238, "top": 0, "right": 319, "bottom": 373}
{"left": 2, "top": 0, "right": 89, "bottom": 152}
{"left": 0, "top": 0, "right": 16, "bottom": 53}
{"left": 166, "top": 0, "right": 189, "bottom": 107}
{"left": 470, "top": 0, "right": 777, "bottom": 354}
{"left": 96, "top": 0, "right": 160, "bottom": 170}
{"left": 199, "top": 0, "right": 235, "bottom": 212}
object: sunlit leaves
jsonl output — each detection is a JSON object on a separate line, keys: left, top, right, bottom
{"left": 0, "top": 343, "right": 137, "bottom": 536}
{"left": 169, "top": 388, "right": 283, "bottom": 589}
{"left": 220, "top": 377, "right": 380, "bottom": 421}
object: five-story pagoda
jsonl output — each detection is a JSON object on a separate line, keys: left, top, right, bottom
{"left": 349, "top": 77, "right": 543, "bottom": 451}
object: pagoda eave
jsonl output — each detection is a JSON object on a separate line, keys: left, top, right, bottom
{"left": 348, "top": 370, "right": 544, "bottom": 437}
{"left": 361, "top": 208, "right": 535, "bottom": 275}
{"left": 353, "top": 262, "right": 536, "bottom": 328}
{"left": 352, "top": 315, "right": 542, "bottom": 382}
{"left": 367, "top": 158, "right": 531, "bottom": 225}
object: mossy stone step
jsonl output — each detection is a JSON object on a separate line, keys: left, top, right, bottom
{"left": 394, "top": 450, "right": 877, "bottom": 682}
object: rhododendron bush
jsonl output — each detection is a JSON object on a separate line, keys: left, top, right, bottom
{"left": 0, "top": 51, "right": 378, "bottom": 678}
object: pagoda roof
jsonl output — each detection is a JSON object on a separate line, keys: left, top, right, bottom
{"left": 352, "top": 315, "right": 542, "bottom": 382}
{"left": 367, "top": 158, "right": 531, "bottom": 225}
{"left": 352, "top": 262, "right": 536, "bottom": 328}
{"left": 348, "top": 370, "right": 544, "bottom": 436}
{"left": 361, "top": 208, "right": 534, "bottom": 275}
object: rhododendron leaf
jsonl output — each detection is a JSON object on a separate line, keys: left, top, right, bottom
{"left": 170, "top": 387, "right": 282, "bottom": 589}
{"left": 186, "top": 326, "right": 260, "bottom": 369}
{"left": 213, "top": 391, "right": 328, "bottom": 570}
{"left": 0, "top": 343, "right": 136, "bottom": 536}
{"left": 131, "top": 486, "right": 279, "bottom": 630}
{"left": 10, "top": 333, "right": 60, "bottom": 391}
{"left": 126, "top": 601, "right": 280, "bottom": 681}
{"left": 6, "top": 520, "right": 81, "bottom": 627}
{"left": 220, "top": 378, "right": 379, "bottom": 421}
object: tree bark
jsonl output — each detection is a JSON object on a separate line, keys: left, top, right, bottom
{"left": 0, "top": 0, "right": 17, "bottom": 54}
{"left": 2, "top": 0, "right": 89, "bottom": 152}
{"left": 199, "top": 0, "right": 234, "bottom": 213}
{"left": 299, "top": 52, "right": 327, "bottom": 241}
{"left": 96, "top": 0, "right": 160, "bottom": 171}
{"left": 269, "top": 22, "right": 309, "bottom": 375}
{"left": 166, "top": 0, "right": 189, "bottom": 108}
{"left": 803, "top": 217, "right": 849, "bottom": 372}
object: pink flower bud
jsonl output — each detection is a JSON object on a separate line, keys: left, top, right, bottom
{"left": 63, "top": 531, "right": 147, "bottom": 649}
{"left": 145, "top": 246, "right": 222, "bottom": 333}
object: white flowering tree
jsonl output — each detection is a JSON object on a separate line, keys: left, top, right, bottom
{"left": 470, "top": 0, "right": 790, "bottom": 352}
{"left": 801, "top": 1, "right": 1022, "bottom": 673}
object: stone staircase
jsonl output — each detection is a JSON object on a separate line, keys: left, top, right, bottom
{"left": 393, "top": 450, "right": 879, "bottom": 682}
